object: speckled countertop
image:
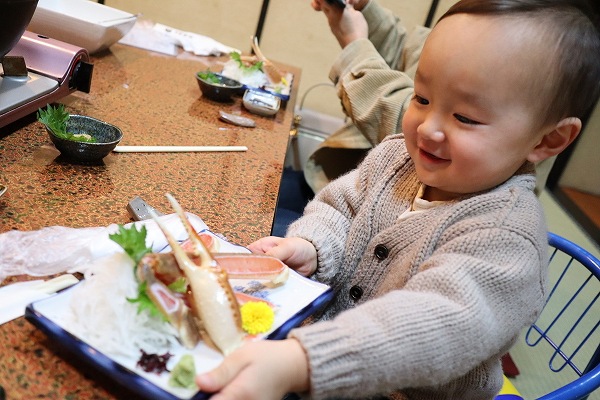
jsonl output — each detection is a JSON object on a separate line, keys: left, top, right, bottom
{"left": 0, "top": 43, "right": 300, "bottom": 399}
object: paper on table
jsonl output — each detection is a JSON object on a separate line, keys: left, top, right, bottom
{"left": 118, "top": 19, "right": 178, "bottom": 56}
{"left": 118, "top": 19, "right": 239, "bottom": 57}
{"left": 152, "top": 23, "right": 239, "bottom": 56}
{"left": 0, "top": 274, "right": 78, "bottom": 325}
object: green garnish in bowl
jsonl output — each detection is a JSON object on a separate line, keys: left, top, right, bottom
{"left": 197, "top": 70, "right": 221, "bottom": 84}
{"left": 37, "top": 104, "right": 96, "bottom": 143}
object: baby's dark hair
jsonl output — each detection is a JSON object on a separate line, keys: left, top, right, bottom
{"left": 440, "top": 0, "right": 600, "bottom": 126}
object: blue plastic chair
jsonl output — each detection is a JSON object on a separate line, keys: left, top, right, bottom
{"left": 497, "top": 232, "right": 600, "bottom": 400}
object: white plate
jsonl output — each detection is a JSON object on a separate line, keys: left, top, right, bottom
{"left": 26, "top": 270, "right": 333, "bottom": 400}
{"left": 220, "top": 61, "right": 294, "bottom": 101}
{"left": 27, "top": 0, "right": 137, "bottom": 54}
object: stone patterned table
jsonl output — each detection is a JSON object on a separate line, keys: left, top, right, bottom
{"left": 0, "top": 43, "right": 300, "bottom": 399}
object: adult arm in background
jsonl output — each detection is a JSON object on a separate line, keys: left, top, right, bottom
{"left": 313, "top": 0, "right": 429, "bottom": 144}
{"left": 312, "top": 0, "right": 415, "bottom": 69}
{"left": 304, "top": 1, "right": 430, "bottom": 193}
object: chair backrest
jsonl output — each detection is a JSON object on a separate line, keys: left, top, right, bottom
{"left": 525, "top": 232, "right": 600, "bottom": 400}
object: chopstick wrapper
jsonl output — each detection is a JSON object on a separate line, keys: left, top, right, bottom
{"left": 0, "top": 274, "right": 78, "bottom": 325}
{"left": 0, "top": 213, "right": 229, "bottom": 284}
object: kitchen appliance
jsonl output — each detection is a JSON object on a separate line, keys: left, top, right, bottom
{"left": 1, "top": 0, "right": 93, "bottom": 128}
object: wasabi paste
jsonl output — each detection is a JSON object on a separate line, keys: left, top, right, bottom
{"left": 168, "top": 354, "right": 197, "bottom": 390}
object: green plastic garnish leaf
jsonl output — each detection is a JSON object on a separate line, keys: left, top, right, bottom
{"left": 109, "top": 224, "right": 152, "bottom": 265}
{"left": 197, "top": 70, "right": 220, "bottom": 84}
{"left": 37, "top": 104, "right": 96, "bottom": 143}
{"left": 230, "top": 51, "right": 263, "bottom": 73}
{"left": 127, "top": 281, "right": 167, "bottom": 321}
{"left": 110, "top": 225, "right": 164, "bottom": 320}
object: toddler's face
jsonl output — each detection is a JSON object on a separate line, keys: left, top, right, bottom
{"left": 402, "top": 14, "right": 552, "bottom": 201}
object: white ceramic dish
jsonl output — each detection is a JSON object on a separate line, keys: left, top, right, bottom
{"left": 26, "top": 271, "right": 333, "bottom": 399}
{"left": 27, "top": 0, "right": 137, "bottom": 54}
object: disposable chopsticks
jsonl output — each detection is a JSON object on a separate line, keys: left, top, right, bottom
{"left": 113, "top": 145, "right": 248, "bottom": 153}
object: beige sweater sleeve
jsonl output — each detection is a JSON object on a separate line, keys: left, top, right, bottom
{"left": 362, "top": 1, "right": 431, "bottom": 76}
{"left": 327, "top": 1, "right": 430, "bottom": 146}
{"left": 329, "top": 39, "right": 415, "bottom": 146}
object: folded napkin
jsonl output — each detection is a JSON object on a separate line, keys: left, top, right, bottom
{"left": 0, "top": 213, "right": 245, "bottom": 284}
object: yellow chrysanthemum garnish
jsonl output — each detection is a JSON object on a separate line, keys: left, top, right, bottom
{"left": 240, "top": 301, "right": 275, "bottom": 335}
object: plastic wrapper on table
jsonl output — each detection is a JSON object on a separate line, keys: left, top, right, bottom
{"left": 0, "top": 213, "right": 229, "bottom": 283}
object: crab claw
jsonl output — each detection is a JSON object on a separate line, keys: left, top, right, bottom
{"left": 150, "top": 197, "right": 244, "bottom": 355}
{"left": 165, "top": 193, "right": 214, "bottom": 267}
{"left": 251, "top": 36, "right": 284, "bottom": 84}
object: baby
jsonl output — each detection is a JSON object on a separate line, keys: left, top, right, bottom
{"left": 197, "top": 0, "right": 600, "bottom": 399}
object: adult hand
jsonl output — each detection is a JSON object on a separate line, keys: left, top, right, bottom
{"left": 311, "top": 0, "right": 368, "bottom": 48}
{"left": 196, "top": 339, "right": 310, "bottom": 400}
{"left": 346, "top": 0, "right": 369, "bottom": 11}
{"left": 248, "top": 236, "right": 317, "bottom": 277}
{"left": 312, "top": 0, "right": 369, "bottom": 11}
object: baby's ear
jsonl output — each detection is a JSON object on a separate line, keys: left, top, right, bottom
{"left": 527, "top": 117, "right": 581, "bottom": 163}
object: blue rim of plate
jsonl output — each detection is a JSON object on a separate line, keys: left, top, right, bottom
{"left": 24, "top": 286, "right": 334, "bottom": 400}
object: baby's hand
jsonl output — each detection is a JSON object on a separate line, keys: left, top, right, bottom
{"left": 248, "top": 236, "right": 317, "bottom": 277}
{"left": 196, "top": 339, "right": 310, "bottom": 400}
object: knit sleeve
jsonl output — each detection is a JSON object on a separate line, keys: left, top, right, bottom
{"left": 286, "top": 168, "right": 364, "bottom": 288}
{"left": 290, "top": 225, "right": 547, "bottom": 399}
{"left": 326, "top": 1, "right": 430, "bottom": 149}
{"left": 361, "top": 0, "right": 407, "bottom": 70}
{"left": 361, "top": 0, "right": 430, "bottom": 76}
{"left": 329, "top": 39, "right": 415, "bottom": 146}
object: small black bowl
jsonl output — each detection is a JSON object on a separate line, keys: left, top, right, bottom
{"left": 196, "top": 72, "right": 244, "bottom": 102}
{"left": 46, "top": 115, "right": 123, "bottom": 162}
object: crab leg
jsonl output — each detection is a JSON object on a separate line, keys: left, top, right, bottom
{"left": 150, "top": 197, "right": 244, "bottom": 355}
{"left": 166, "top": 193, "right": 213, "bottom": 266}
{"left": 140, "top": 251, "right": 289, "bottom": 287}
{"left": 138, "top": 252, "right": 283, "bottom": 307}
{"left": 214, "top": 254, "right": 289, "bottom": 287}
{"left": 251, "top": 36, "right": 284, "bottom": 84}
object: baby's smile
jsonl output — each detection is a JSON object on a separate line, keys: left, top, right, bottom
{"left": 419, "top": 148, "right": 448, "bottom": 163}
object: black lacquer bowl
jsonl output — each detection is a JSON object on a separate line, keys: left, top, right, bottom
{"left": 0, "top": 0, "right": 39, "bottom": 58}
{"left": 46, "top": 115, "right": 123, "bottom": 162}
{"left": 196, "top": 72, "right": 244, "bottom": 102}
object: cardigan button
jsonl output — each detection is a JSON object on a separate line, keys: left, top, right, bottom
{"left": 374, "top": 244, "right": 389, "bottom": 260}
{"left": 349, "top": 285, "right": 363, "bottom": 301}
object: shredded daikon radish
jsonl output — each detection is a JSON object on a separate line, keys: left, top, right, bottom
{"left": 65, "top": 252, "right": 180, "bottom": 358}
{"left": 221, "top": 60, "right": 268, "bottom": 88}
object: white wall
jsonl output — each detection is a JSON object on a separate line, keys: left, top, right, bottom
{"left": 559, "top": 101, "right": 600, "bottom": 196}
